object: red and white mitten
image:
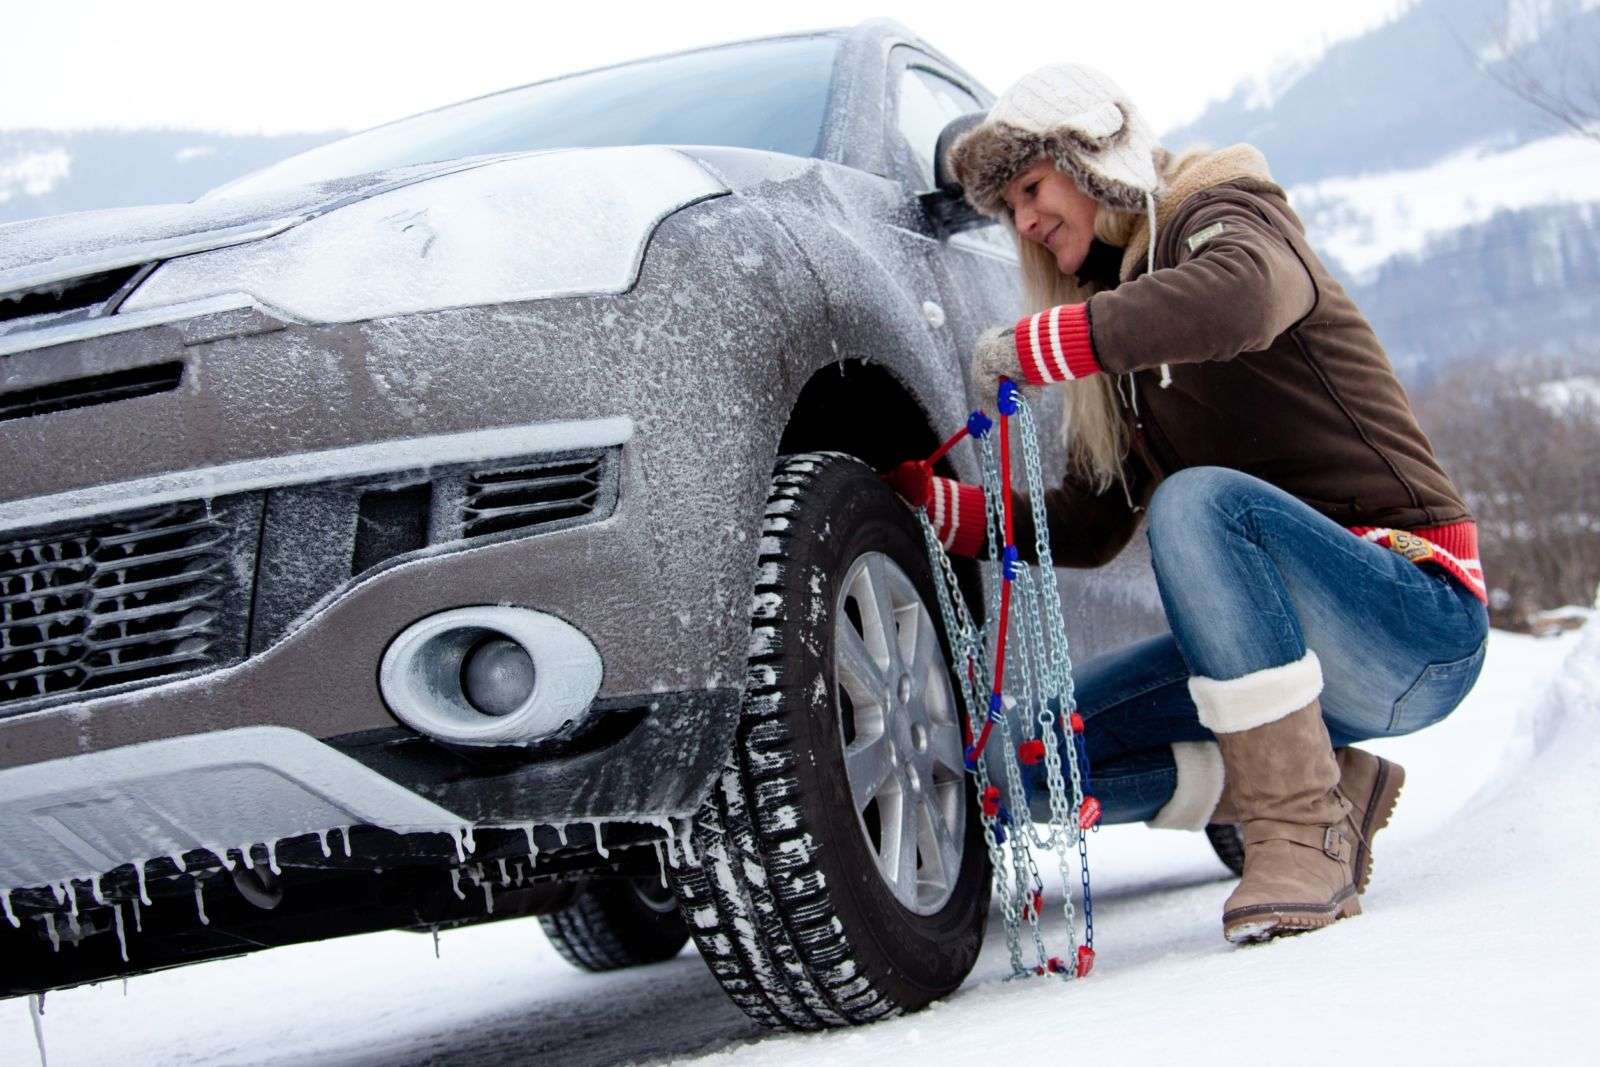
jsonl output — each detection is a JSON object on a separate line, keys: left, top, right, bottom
{"left": 881, "top": 462, "right": 988, "bottom": 558}
{"left": 928, "top": 476, "right": 987, "bottom": 557}
{"left": 971, "top": 306, "right": 1102, "bottom": 398}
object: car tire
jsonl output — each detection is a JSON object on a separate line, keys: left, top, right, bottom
{"left": 538, "top": 877, "right": 690, "bottom": 972}
{"left": 1205, "top": 822, "right": 1246, "bottom": 877}
{"left": 670, "top": 452, "right": 989, "bottom": 1030}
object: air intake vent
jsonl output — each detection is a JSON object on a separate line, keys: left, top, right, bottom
{"left": 0, "top": 265, "right": 145, "bottom": 326}
{"left": 0, "top": 362, "right": 184, "bottom": 424}
{"left": 461, "top": 456, "right": 605, "bottom": 539}
{"left": 0, "top": 502, "right": 239, "bottom": 708}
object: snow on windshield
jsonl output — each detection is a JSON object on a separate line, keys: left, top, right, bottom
{"left": 212, "top": 36, "right": 839, "bottom": 199}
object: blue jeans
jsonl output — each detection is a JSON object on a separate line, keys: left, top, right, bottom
{"left": 1018, "top": 467, "right": 1489, "bottom": 825}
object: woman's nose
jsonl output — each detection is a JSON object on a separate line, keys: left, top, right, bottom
{"left": 1015, "top": 206, "right": 1040, "bottom": 239}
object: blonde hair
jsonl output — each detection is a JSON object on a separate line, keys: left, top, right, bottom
{"left": 1013, "top": 205, "right": 1140, "bottom": 492}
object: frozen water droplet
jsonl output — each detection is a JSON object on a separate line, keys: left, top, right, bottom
{"left": 496, "top": 859, "right": 511, "bottom": 887}
{"left": 678, "top": 819, "right": 698, "bottom": 865}
{"left": 134, "top": 862, "right": 151, "bottom": 906}
{"left": 652, "top": 841, "right": 668, "bottom": 888}
{"left": 556, "top": 823, "right": 569, "bottom": 847}
{"left": 132, "top": 898, "right": 143, "bottom": 933}
{"left": 481, "top": 881, "right": 494, "bottom": 914}
{"left": 266, "top": 840, "right": 281, "bottom": 876}
{"left": 90, "top": 874, "right": 106, "bottom": 906}
{"left": 592, "top": 820, "right": 609, "bottom": 859}
{"left": 449, "top": 868, "right": 465, "bottom": 901}
{"left": 193, "top": 881, "right": 209, "bottom": 926}
{"left": 42, "top": 915, "right": 60, "bottom": 953}
{"left": 337, "top": 827, "right": 352, "bottom": 857}
{"left": 113, "top": 904, "right": 128, "bottom": 963}
{"left": 317, "top": 830, "right": 331, "bottom": 858}
{"left": 521, "top": 823, "right": 537, "bottom": 856}
{"left": 28, "top": 993, "right": 47, "bottom": 1067}
{"left": 2, "top": 889, "right": 18, "bottom": 928}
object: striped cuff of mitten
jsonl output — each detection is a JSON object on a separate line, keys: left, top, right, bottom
{"left": 929, "top": 477, "right": 987, "bottom": 557}
{"left": 1012, "top": 303, "right": 1101, "bottom": 385}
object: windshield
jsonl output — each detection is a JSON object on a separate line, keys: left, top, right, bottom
{"left": 212, "top": 37, "right": 840, "bottom": 199}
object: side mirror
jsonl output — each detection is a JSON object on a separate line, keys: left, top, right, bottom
{"left": 920, "top": 112, "right": 990, "bottom": 235}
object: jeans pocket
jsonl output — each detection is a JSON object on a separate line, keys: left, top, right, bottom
{"left": 1388, "top": 641, "right": 1488, "bottom": 733}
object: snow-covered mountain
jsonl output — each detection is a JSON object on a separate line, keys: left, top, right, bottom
{"left": 0, "top": 129, "right": 338, "bottom": 224}
{"left": 1169, "top": 0, "right": 1600, "bottom": 377}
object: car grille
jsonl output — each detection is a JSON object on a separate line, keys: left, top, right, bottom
{"left": 0, "top": 501, "right": 251, "bottom": 709}
{"left": 461, "top": 456, "right": 606, "bottom": 539}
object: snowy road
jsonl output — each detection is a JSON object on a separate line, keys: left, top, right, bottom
{"left": 4, "top": 624, "right": 1595, "bottom": 1066}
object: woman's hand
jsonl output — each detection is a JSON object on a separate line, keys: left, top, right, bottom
{"left": 881, "top": 461, "right": 988, "bottom": 557}
{"left": 970, "top": 326, "right": 1030, "bottom": 411}
{"left": 971, "top": 306, "right": 1103, "bottom": 408}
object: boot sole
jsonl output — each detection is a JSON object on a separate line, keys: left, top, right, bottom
{"left": 1353, "top": 758, "right": 1405, "bottom": 894}
{"left": 1223, "top": 887, "right": 1361, "bottom": 944}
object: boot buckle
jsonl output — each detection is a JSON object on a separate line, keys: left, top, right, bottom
{"left": 1322, "top": 826, "right": 1350, "bottom": 862}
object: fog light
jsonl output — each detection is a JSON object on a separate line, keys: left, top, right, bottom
{"left": 461, "top": 637, "right": 536, "bottom": 716}
{"left": 379, "top": 606, "right": 602, "bottom": 746}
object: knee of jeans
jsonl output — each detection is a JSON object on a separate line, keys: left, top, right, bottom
{"left": 1146, "top": 467, "right": 1252, "bottom": 564}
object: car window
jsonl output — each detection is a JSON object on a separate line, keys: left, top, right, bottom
{"left": 212, "top": 37, "right": 840, "bottom": 198}
{"left": 895, "top": 66, "right": 982, "bottom": 191}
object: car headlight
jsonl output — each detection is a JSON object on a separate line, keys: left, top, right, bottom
{"left": 120, "top": 146, "right": 726, "bottom": 323}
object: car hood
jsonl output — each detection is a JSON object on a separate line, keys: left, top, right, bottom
{"left": 0, "top": 155, "right": 543, "bottom": 296}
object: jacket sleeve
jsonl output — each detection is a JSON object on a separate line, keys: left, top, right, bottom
{"left": 1086, "top": 193, "right": 1317, "bottom": 375}
{"left": 1011, "top": 453, "right": 1154, "bottom": 568}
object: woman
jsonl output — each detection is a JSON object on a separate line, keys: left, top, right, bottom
{"left": 889, "top": 64, "right": 1489, "bottom": 943}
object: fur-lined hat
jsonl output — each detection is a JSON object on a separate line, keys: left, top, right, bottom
{"left": 949, "top": 64, "right": 1165, "bottom": 218}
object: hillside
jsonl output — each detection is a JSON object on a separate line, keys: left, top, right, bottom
{"left": 1170, "top": 0, "right": 1600, "bottom": 378}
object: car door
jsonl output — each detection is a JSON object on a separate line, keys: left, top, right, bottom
{"left": 884, "top": 48, "right": 1066, "bottom": 471}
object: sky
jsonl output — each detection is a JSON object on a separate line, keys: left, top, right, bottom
{"left": 2, "top": 1, "right": 1416, "bottom": 137}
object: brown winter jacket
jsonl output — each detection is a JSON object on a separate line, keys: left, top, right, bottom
{"left": 1012, "top": 147, "right": 1474, "bottom": 572}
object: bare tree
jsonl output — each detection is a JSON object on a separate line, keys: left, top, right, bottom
{"left": 1414, "top": 352, "right": 1600, "bottom": 627}
{"left": 1477, "top": 0, "right": 1600, "bottom": 143}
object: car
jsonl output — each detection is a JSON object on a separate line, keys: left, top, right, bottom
{"left": 0, "top": 18, "right": 1061, "bottom": 1028}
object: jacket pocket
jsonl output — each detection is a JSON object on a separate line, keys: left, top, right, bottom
{"left": 1388, "top": 641, "right": 1488, "bottom": 733}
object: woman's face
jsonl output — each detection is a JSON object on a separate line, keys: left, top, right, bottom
{"left": 1003, "top": 160, "right": 1098, "bottom": 275}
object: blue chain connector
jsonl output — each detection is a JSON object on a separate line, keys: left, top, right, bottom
{"left": 966, "top": 410, "right": 993, "bottom": 439}
{"left": 1002, "top": 544, "right": 1020, "bottom": 580}
{"left": 997, "top": 379, "right": 1020, "bottom": 416}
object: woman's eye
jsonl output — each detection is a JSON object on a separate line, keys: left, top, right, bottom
{"left": 1024, "top": 182, "right": 1039, "bottom": 197}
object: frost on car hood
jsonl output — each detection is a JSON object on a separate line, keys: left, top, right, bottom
{"left": 0, "top": 158, "right": 489, "bottom": 285}
{"left": 119, "top": 147, "right": 728, "bottom": 323}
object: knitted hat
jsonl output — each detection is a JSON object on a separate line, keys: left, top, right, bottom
{"left": 948, "top": 64, "right": 1165, "bottom": 219}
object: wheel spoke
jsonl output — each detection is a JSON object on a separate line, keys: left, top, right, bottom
{"left": 907, "top": 609, "right": 940, "bottom": 692}
{"left": 894, "top": 793, "right": 921, "bottom": 904}
{"left": 834, "top": 617, "right": 886, "bottom": 703}
{"left": 926, "top": 721, "right": 966, "bottom": 779}
{"left": 864, "top": 554, "right": 905, "bottom": 674}
{"left": 923, "top": 794, "right": 963, "bottom": 893}
{"left": 844, "top": 734, "right": 895, "bottom": 813}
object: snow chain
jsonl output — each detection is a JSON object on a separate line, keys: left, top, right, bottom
{"left": 916, "top": 381, "right": 1097, "bottom": 982}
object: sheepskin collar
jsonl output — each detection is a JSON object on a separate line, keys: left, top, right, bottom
{"left": 1106, "top": 143, "right": 1283, "bottom": 280}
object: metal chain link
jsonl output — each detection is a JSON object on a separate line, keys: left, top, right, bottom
{"left": 916, "top": 390, "right": 1094, "bottom": 981}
